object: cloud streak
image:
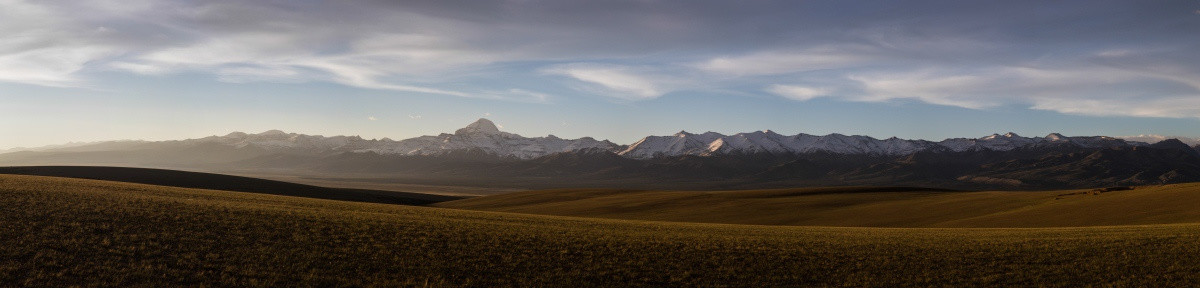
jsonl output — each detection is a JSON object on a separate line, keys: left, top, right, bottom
{"left": 544, "top": 64, "right": 669, "bottom": 100}
{"left": 766, "top": 85, "right": 830, "bottom": 101}
{"left": 2, "top": 0, "right": 1199, "bottom": 119}
{"left": 832, "top": 61, "right": 1200, "bottom": 118}
{"left": 696, "top": 46, "right": 877, "bottom": 76}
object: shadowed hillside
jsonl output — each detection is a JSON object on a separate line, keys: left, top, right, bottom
{"left": 438, "top": 184, "right": 1200, "bottom": 227}
{"left": 0, "top": 166, "right": 462, "bottom": 205}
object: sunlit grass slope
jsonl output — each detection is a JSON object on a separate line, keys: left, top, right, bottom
{"left": 437, "top": 184, "right": 1200, "bottom": 227}
{"left": 4, "top": 174, "right": 1200, "bottom": 286}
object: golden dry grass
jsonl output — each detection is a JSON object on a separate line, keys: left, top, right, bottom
{"left": 4, "top": 175, "right": 1200, "bottom": 286}
{"left": 437, "top": 184, "right": 1200, "bottom": 227}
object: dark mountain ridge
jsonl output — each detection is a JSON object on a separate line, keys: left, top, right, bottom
{"left": 197, "top": 140, "right": 1200, "bottom": 190}
{"left": 3, "top": 121, "right": 1199, "bottom": 190}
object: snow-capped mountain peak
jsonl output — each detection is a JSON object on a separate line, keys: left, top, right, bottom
{"left": 102, "top": 119, "right": 1150, "bottom": 161}
{"left": 1118, "top": 134, "right": 1200, "bottom": 146}
{"left": 619, "top": 130, "right": 1138, "bottom": 159}
{"left": 259, "top": 130, "right": 288, "bottom": 136}
{"left": 1045, "top": 133, "right": 1067, "bottom": 141}
{"left": 455, "top": 118, "right": 503, "bottom": 136}
{"left": 357, "top": 118, "right": 622, "bottom": 159}
{"left": 171, "top": 118, "right": 623, "bottom": 159}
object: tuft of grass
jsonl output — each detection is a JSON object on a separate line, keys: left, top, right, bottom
{"left": 3, "top": 174, "right": 1200, "bottom": 286}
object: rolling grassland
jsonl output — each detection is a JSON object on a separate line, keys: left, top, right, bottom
{"left": 3, "top": 175, "right": 1200, "bottom": 286}
{"left": 438, "top": 185, "right": 1200, "bottom": 227}
{"left": 0, "top": 166, "right": 462, "bottom": 205}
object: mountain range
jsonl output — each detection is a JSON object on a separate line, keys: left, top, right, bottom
{"left": 3, "top": 118, "right": 1199, "bottom": 190}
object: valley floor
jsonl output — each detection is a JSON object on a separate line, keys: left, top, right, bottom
{"left": 437, "top": 185, "right": 1200, "bottom": 228}
{"left": 3, "top": 174, "right": 1200, "bottom": 286}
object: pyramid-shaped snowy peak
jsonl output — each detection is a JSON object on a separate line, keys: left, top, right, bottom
{"left": 455, "top": 118, "right": 502, "bottom": 135}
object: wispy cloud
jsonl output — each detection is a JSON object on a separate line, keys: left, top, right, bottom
{"left": 847, "top": 70, "right": 1006, "bottom": 109}
{"left": 104, "top": 19, "right": 494, "bottom": 98}
{"left": 0, "top": 1, "right": 524, "bottom": 99}
{"left": 494, "top": 89, "right": 551, "bottom": 103}
{"left": 843, "top": 63, "right": 1200, "bottom": 118}
{"left": 544, "top": 64, "right": 668, "bottom": 100}
{"left": 696, "top": 46, "right": 875, "bottom": 76}
{"left": 1030, "top": 97, "right": 1200, "bottom": 119}
{"left": 766, "top": 85, "right": 830, "bottom": 101}
{"left": 0, "top": 0, "right": 119, "bottom": 86}
{"left": 3, "top": 0, "right": 1199, "bottom": 120}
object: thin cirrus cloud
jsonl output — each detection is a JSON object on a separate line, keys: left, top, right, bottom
{"left": 106, "top": 19, "right": 502, "bottom": 98}
{"left": 838, "top": 58, "right": 1200, "bottom": 117}
{"left": 543, "top": 64, "right": 669, "bottom": 101}
{"left": 754, "top": 45, "right": 1200, "bottom": 118}
{"left": 765, "top": 85, "right": 831, "bottom": 102}
{"left": 696, "top": 46, "right": 877, "bottom": 76}
{"left": 2, "top": 0, "right": 540, "bottom": 100}
{"left": 2, "top": 0, "right": 1200, "bottom": 120}
{"left": 0, "top": 0, "right": 120, "bottom": 87}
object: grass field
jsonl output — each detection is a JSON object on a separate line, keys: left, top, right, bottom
{"left": 0, "top": 166, "right": 463, "bottom": 205}
{"left": 437, "top": 185, "right": 1200, "bottom": 227}
{"left": 4, "top": 174, "right": 1200, "bottom": 286}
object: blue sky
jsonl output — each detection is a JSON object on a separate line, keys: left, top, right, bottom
{"left": 2, "top": 0, "right": 1199, "bottom": 149}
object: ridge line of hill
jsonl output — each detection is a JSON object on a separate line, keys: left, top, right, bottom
{"left": 0, "top": 166, "right": 463, "bottom": 205}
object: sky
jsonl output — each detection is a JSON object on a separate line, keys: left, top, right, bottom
{"left": 2, "top": 0, "right": 1200, "bottom": 149}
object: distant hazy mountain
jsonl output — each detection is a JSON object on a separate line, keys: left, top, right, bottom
{"left": 3, "top": 118, "right": 1198, "bottom": 190}
{"left": 0, "top": 118, "right": 1146, "bottom": 161}
{"left": 619, "top": 131, "right": 1135, "bottom": 159}
{"left": 1119, "top": 134, "right": 1200, "bottom": 146}
{"left": 360, "top": 119, "right": 622, "bottom": 159}
{"left": 199, "top": 118, "right": 622, "bottom": 159}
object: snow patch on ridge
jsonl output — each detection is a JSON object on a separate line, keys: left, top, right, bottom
{"left": 186, "top": 119, "right": 621, "bottom": 159}
{"left": 157, "top": 120, "right": 1161, "bottom": 161}
{"left": 619, "top": 130, "right": 1135, "bottom": 159}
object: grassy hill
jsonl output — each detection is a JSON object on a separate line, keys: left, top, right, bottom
{"left": 437, "top": 185, "right": 1200, "bottom": 227}
{"left": 3, "top": 174, "right": 1200, "bottom": 286}
{"left": 0, "top": 166, "right": 462, "bottom": 205}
